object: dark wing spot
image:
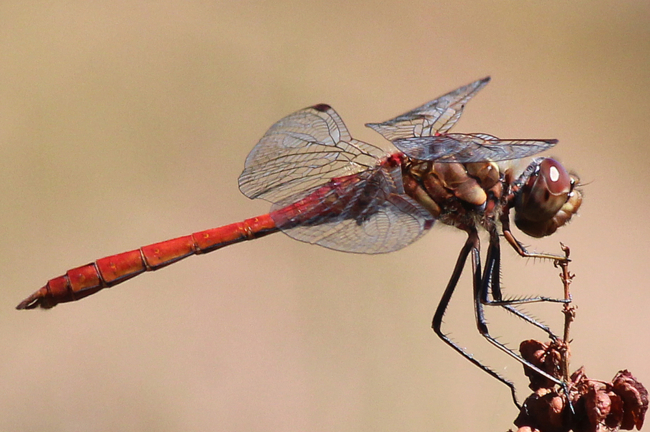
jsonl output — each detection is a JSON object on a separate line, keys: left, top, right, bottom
{"left": 312, "top": 104, "right": 332, "bottom": 112}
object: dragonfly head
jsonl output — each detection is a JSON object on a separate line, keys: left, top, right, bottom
{"left": 513, "top": 158, "right": 582, "bottom": 238}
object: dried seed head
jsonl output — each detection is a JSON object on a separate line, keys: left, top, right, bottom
{"left": 612, "top": 370, "right": 649, "bottom": 430}
{"left": 516, "top": 341, "right": 647, "bottom": 432}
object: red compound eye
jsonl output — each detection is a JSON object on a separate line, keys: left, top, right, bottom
{"left": 515, "top": 158, "right": 573, "bottom": 235}
{"left": 539, "top": 158, "right": 570, "bottom": 196}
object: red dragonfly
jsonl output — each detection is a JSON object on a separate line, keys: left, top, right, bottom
{"left": 18, "top": 77, "right": 582, "bottom": 404}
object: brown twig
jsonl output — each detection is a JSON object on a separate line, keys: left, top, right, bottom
{"left": 555, "top": 243, "right": 576, "bottom": 382}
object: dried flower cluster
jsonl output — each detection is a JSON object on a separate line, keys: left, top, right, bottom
{"left": 514, "top": 340, "right": 648, "bottom": 432}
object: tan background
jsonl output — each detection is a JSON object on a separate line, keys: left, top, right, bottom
{"left": 1, "top": 1, "right": 649, "bottom": 431}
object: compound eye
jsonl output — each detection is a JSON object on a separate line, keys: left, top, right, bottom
{"left": 516, "top": 158, "right": 571, "bottom": 225}
{"left": 539, "top": 158, "right": 571, "bottom": 196}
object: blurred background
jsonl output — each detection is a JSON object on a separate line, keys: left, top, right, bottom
{"left": 1, "top": 1, "right": 649, "bottom": 431}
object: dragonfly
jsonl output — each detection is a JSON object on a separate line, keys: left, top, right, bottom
{"left": 17, "top": 77, "right": 582, "bottom": 405}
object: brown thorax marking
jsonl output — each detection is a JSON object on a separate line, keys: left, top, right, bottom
{"left": 403, "top": 159, "right": 505, "bottom": 230}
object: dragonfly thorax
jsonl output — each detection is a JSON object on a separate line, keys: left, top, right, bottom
{"left": 402, "top": 158, "right": 505, "bottom": 231}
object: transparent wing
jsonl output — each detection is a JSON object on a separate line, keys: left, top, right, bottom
{"left": 365, "top": 77, "right": 490, "bottom": 141}
{"left": 239, "top": 104, "right": 385, "bottom": 203}
{"left": 392, "top": 133, "right": 558, "bottom": 162}
{"left": 269, "top": 165, "right": 434, "bottom": 254}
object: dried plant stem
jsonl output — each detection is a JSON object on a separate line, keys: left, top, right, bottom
{"left": 555, "top": 243, "right": 576, "bottom": 383}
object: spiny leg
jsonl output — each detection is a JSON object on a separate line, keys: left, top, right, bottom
{"left": 488, "top": 214, "right": 571, "bottom": 336}
{"left": 480, "top": 227, "right": 561, "bottom": 340}
{"left": 475, "top": 227, "right": 572, "bottom": 408}
{"left": 500, "top": 305, "right": 558, "bottom": 341}
{"left": 501, "top": 210, "right": 569, "bottom": 264}
{"left": 432, "top": 229, "right": 519, "bottom": 406}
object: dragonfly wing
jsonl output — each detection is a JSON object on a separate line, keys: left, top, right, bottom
{"left": 392, "top": 133, "right": 558, "bottom": 162}
{"left": 239, "top": 104, "right": 385, "bottom": 203}
{"left": 365, "top": 77, "right": 490, "bottom": 141}
{"left": 270, "top": 165, "right": 435, "bottom": 254}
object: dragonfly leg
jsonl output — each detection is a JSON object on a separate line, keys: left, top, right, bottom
{"left": 432, "top": 229, "right": 520, "bottom": 407}
{"left": 480, "top": 228, "right": 561, "bottom": 340}
{"left": 501, "top": 213, "right": 568, "bottom": 262}
{"left": 493, "top": 213, "right": 571, "bottom": 309}
{"left": 476, "top": 228, "right": 572, "bottom": 408}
